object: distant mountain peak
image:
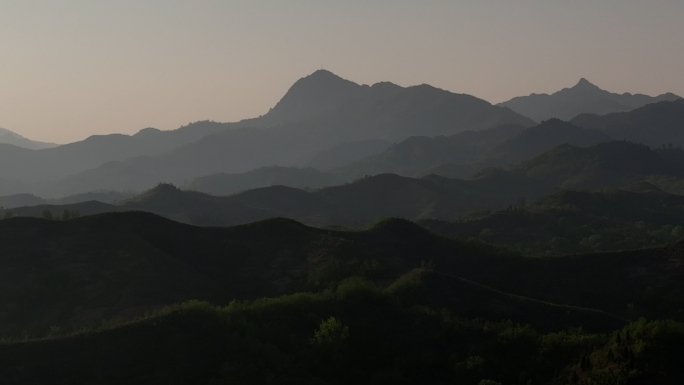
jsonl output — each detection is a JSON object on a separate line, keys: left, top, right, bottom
{"left": 307, "top": 69, "right": 340, "bottom": 79}
{"left": 259, "top": 70, "right": 363, "bottom": 125}
{"left": 572, "top": 78, "right": 600, "bottom": 91}
{"left": 291, "top": 69, "right": 355, "bottom": 90}
{"left": 499, "top": 78, "right": 681, "bottom": 122}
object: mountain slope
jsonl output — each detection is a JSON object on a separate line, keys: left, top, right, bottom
{"left": 0, "top": 127, "right": 58, "bottom": 150}
{"left": 571, "top": 99, "right": 684, "bottom": 147}
{"left": 334, "top": 124, "right": 526, "bottom": 179}
{"left": 475, "top": 118, "right": 613, "bottom": 166}
{"left": 499, "top": 78, "right": 680, "bottom": 122}
{"left": 0, "top": 210, "right": 671, "bottom": 338}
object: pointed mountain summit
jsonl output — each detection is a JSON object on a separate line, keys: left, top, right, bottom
{"left": 499, "top": 79, "right": 681, "bottom": 122}
{"left": 258, "top": 70, "right": 366, "bottom": 126}
{"left": 573, "top": 78, "right": 601, "bottom": 91}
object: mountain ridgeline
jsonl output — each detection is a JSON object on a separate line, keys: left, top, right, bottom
{"left": 499, "top": 78, "right": 681, "bottom": 122}
{"left": 0, "top": 70, "right": 535, "bottom": 197}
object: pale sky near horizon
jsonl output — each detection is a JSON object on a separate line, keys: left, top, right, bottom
{"left": 1, "top": 1, "right": 682, "bottom": 144}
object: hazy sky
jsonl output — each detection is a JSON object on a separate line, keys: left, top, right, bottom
{"left": 1, "top": 1, "right": 682, "bottom": 144}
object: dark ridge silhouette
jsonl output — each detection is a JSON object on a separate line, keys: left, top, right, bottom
{"left": 186, "top": 166, "right": 343, "bottom": 196}
{"left": 333, "top": 124, "right": 526, "bottom": 179}
{"left": 0, "top": 193, "right": 44, "bottom": 209}
{"left": 571, "top": 99, "right": 684, "bottom": 147}
{"left": 0, "top": 210, "right": 671, "bottom": 337}
{"left": 9, "top": 140, "right": 684, "bottom": 228}
{"left": 422, "top": 185, "right": 684, "bottom": 255}
{"left": 474, "top": 118, "right": 613, "bottom": 166}
{"left": 499, "top": 78, "right": 681, "bottom": 122}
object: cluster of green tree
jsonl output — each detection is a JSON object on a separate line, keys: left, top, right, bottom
{"left": 1, "top": 284, "right": 681, "bottom": 384}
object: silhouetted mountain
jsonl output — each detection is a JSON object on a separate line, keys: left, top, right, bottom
{"left": 0, "top": 193, "right": 44, "bottom": 209}
{"left": 13, "top": 141, "right": 684, "bottom": 228}
{"left": 571, "top": 99, "right": 684, "bottom": 147}
{"left": 186, "top": 166, "right": 342, "bottom": 196}
{"left": 0, "top": 190, "right": 136, "bottom": 211}
{"left": 5, "top": 176, "right": 485, "bottom": 227}
{"left": 335, "top": 120, "right": 611, "bottom": 180}
{"left": 470, "top": 141, "right": 684, "bottom": 200}
{"left": 422, "top": 186, "right": 684, "bottom": 256}
{"left": 304, "top": 138, "right": 392, "bottom": 169}
{"left": 0, "top": 127, "right": 58, "bottom": 150}
{"left": 0, "top": 121, "right": 239, "bottom": 186}
{"left": 333, "top": 124, "right": 526, "bottom": 179}
{"left": 475, "top": 118, "right": 613, "bottom": 166}
{"left": 29, "top": 71, "right": 534, "bottom": 196}
{"left": 499, "top": 78, "right": 681, "bottom": 122}
{"left": 256, "top": 69, "right": 373, "bottom": 126}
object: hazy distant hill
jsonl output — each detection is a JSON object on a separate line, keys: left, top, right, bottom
{"left": 335, "top": 119, "right": 611, "bottom": 180}
{"left": 304, "top": 138, "right": 392, "bottom": 169}
{"left": 421, "top": 141, "right": 684, "bottom": 210}
{"left": 186, "top": 166, "right": 342, "bottom": 196}
{"left": 0, "top": 127, "right": 58, "bottom": 150}
{"left": 475, "top": 118, "right": 613, "bottom": 166}
{"left": 333, "top": 124, "right": 526, "bottom": 179}
{"left": 499, "top": 78, "right": 680, "bottom": 122}
{"left": 30, "top": 70, "right": 535, "bottom": 196}
{"left": 571, "top": 99, "right": 684, "bottom": 147}
{"left": 0, "top": 193, "right": 44, "bottom": 209}
{"left": 12, "top": 141, "right": 684, "bottom": 228}
{"left": 0, "top": 191, "right": 135, "bottom": 210}
{"left": 0, "top": 121, "right": 239, "bottom": 185}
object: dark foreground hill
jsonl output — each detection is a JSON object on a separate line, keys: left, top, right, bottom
{"left": 0, "top": 213, "right": 684, "bottom": 383}
{"left": 1, "top": 212, "right": 683, "bottom": 335}
{"left": 1, "top": 300, "right": 681, "bottom": 384}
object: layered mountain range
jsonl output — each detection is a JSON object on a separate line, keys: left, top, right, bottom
{"left": 0, "top": 70, "right": 681, "bottom": 201}
{"left": 499, "top": 78, "right": 680, "bottom": 122}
